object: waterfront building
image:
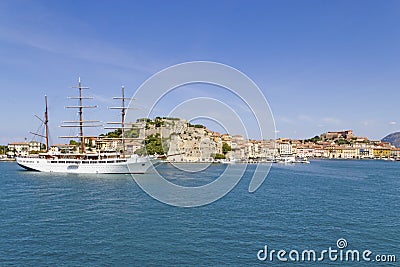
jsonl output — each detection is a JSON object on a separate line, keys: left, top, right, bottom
{"left": 359, "top": 146, "right": 374, "bottom": 159}
{"left": 50, "top": 144, "right": 77, "bottom": 154}
{"left": 278, "top": 142, "right": 293, "bottom": 157}
{"left": 373, "top": 147, "right": 391, "bottom": 159}
{"left": 313, "top": 146, "right": 325, "bottom": 158}
{"left": 391, "top": 148, "right": 400, "bottom": 159}
{"left": 341, "top": 146, "right": 358, "bottom": 159}
{"left": 296, "top": 146, "right": 315, "bottom": 158}
{"left": 125, "top": 141, "right": 143, "bottom": 155}
{"left": 7, "top": 142, "right": 29, "bottom": 157}
{"left": 7, "top": 141, "right": 46, "bottom": 157}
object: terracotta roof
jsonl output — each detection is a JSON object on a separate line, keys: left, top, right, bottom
{"left": 51, "top": 144, "right": 73, "bottom": 147}
{"left": 8, "top": 142, "right": 29, "bottom": 145}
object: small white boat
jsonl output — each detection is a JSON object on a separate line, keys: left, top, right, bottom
{"left": 294, "top": 157, "right": 311, "bottom": 164}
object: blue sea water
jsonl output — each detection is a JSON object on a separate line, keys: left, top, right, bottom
{"left": 0, "top": 160, "right": 399, "bottom": 266}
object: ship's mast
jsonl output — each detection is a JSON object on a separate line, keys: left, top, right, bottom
{"left": 120, "top": 86, "right": 126, "bottom": 157}
{"left": 106, "top": 86, "right": 135, "bottom": 157}
{"left": 78, "top": 78, "right": 84, "bottom": 152}
{"left": 30, "top": 95, "right": 50, "bottom": 152}
{"left": 60, "top": 78, "right": 101, "bottom": 154}
{"left": 44, "top": 95, "right": 49, "bottom": 152}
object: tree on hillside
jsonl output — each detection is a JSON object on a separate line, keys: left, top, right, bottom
{"left": 335, "top": 139, "right": 350, "bottom": 145}
{"left": 305, "top": 135, "right": 321, "bottom": 143}
{"left": 222, "top": 142, "right": 232, "bottom": 155}
{"left": 213, "top": 153, "right": 226, "bottom": 160}
{"left": 69, "top": 140, "right": 79, "bottom": 146}
{"left": 135, "top": 134, "right": 165, "bottom": 155}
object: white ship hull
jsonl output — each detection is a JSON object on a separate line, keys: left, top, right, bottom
{"left": 16, "top": 156, "right": 155, "bottom": 174}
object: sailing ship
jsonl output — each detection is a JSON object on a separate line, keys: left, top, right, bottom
{"left": 16, "top": 78, "right": 155, "bottom": 174}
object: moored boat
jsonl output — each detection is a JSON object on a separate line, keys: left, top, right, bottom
{"left": 16, "top": 78, "right": 156, "bottom": 174}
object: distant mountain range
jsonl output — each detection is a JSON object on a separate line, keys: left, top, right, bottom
{"left": 382, "top": 132, "right": 400, "bottom": 148}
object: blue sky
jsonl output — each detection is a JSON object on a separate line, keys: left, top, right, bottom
{"left": 0, "top": 0, "right": 399, "bottom": 144}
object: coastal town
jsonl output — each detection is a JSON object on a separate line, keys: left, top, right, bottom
{"left": 2, "top": 117, "right": 400, "bottom": 162}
